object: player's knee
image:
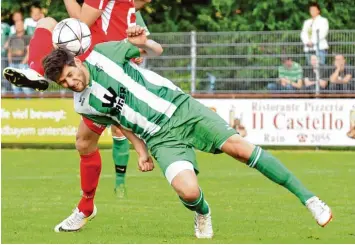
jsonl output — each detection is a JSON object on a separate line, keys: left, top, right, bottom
{"left": 75, "top": 137, "right": 88, "bottom": 154}
{"left": 222, "top": 134, "right": 255, "bottom": 161}
{"left": 37, "top": 17, "right": 57, "bottom": 31}
{"left": 75, "top": 135, "right": 96, "bottom": 155}
{"left": 178, "top": 185, "right": 200, "bottom": 202}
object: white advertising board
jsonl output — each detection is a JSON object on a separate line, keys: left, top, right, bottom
{"left": 197, "top": 99, "right": 355, "bottom": 146}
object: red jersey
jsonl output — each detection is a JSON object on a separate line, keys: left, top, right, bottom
{"left": 28, "top": 0, "right": 137, "bottom": 75}
{"left": 79, "top": 0, "right": 136, "bottom": 60}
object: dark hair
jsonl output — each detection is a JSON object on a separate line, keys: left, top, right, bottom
{"left": 11, "top": 10, "right": 23, "bottom": 18}
{"left": 42, "top": 49, "right": 76, "bottom": 82}
{"left": 30, "top": 1, "right": 42, "bottom": 9}
{"left": 309, "top": 2, "right": 321, "bottom": 12}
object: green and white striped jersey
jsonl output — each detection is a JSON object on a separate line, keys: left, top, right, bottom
{"left": 74, "top": 40, "right": 188, "bottom": 140}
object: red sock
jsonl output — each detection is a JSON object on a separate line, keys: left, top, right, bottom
{"left": 77, "top": 149, "right": 102, "bottom": 216}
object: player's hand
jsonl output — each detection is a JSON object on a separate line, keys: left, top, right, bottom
{"left": 132, "top": 57, "right": 144, "bottom": 65}
{"left": 138, "top": 155, "right": 154, "bottom": 172}
{"left": 127, "top": 25, "right": 147, "bottom": 46}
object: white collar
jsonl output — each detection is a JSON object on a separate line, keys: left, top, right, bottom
{"left": 311, "top": 15, "right": 322, "bottom": 21}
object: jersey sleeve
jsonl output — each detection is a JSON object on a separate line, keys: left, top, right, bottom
{"left": 84, "top": 0, "right": 109, "bottom": 10}
{"left": 125, "top": 43, "right": 141, "bottom": 60}
{"left": 135, "top": 11, "right": 150, "bottom": 36}
{"left": 94, "top": 40, "right": 140, "bottom": 64}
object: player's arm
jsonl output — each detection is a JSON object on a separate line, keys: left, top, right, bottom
{"left": 63, "top": 0, "right": 105, "bottom": 27}
{"left": 117, "top": 125, "right": 154, "bottom": 172}
{"left": 127, "top": 26, "right": 163, "bottom": 57}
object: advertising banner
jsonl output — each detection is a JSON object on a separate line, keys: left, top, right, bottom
{"left": 1, "top": 99, "right": 113, "bottom": 144}
{"left": 2, "top": 98, "right": 355, "bottom": 146}
{"left": 197, "top": 99, "right": 355, "bottom": 146}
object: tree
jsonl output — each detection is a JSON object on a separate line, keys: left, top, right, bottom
{"left": 2, "top": 0, "right": 355, "bottom": 31}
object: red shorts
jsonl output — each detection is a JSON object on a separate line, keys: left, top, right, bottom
{"left": 28, "top": 28, "right": 53, "bottom": 76}
{"left": 82, "top": 117, "right": 107, "bottom": 135}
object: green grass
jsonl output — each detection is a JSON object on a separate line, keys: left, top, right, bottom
{"left": 2, "top": 149, "right": 355, "bottom": 243}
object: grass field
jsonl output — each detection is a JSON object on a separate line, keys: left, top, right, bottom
{"left": 2, "top": 149, "right": 355, "bottom": 243}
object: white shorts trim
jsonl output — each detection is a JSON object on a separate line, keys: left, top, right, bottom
{"left": 165, "top": 161, "right": 194, "bottom": 184}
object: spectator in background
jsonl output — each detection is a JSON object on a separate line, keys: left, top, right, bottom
{"left": 24, "top": 4, "right": 44, "bottom": 36}
{"left": 304, "top": 54, "right": 328, "bottom": 90}
{"left": 1, "top": 18, "right": 11, "bottom": 94}
{"left": 7, "top": 20, "right": 32, "bottom": 95}
{"left": 267, "top": 57, "right": 303, "bottom": 91}
{"left": 9, "top": 10, "right": 24, "bottom": 35}
{"left": 1, "top": 21, "right": 10, "bottom": 57}
{"left": 300, "top": 2, "right": 329, "bottom": 65}
{"left": 329, "top": 54, "right": 354, "bottom": 91}
{"left": 207, "top": 72, "right": 216, "bottom": 92}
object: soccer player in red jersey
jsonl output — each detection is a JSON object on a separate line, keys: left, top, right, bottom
{"left": 3, "top": 0, "right": 155, "bottom": 232}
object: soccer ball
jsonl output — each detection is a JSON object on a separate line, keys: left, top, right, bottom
{"left": 52, "top": 18, "right": 91, "bottom": 56}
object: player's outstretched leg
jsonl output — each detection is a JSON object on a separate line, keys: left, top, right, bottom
{"left": 3, "top": 17, "right": 56, "bottom": 91}
{"left": 54, "top": 120, "right": 102, "bottom": 232}
{"left": 168, "top": 162, "right": 213, "bottom": 238}
{"left": 111, "top": 126, "right": 129, "bottom": 198}
{"left": 221, "top": 134, "right": 332, "bottom": 227}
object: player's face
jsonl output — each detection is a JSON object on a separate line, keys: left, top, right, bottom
{"left": 58, "top": 65, "right": 87, "bottom": 92}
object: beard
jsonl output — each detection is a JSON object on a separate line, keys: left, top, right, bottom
{"left": 69, "top": 69, "right": 87, "bottom": 92}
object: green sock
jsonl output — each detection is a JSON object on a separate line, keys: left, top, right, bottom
{"left": 112, "top": 137, "right": 130, "bottom": 187}
{"left": 179, "top": 188, "right": 210, "bottom": 215}
{"left": 248, "top": 146, "right": 314, "bottom": 205}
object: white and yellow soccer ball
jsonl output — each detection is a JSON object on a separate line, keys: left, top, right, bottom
{"left": 52, "top": 18, "right": 91, "bottom": 56}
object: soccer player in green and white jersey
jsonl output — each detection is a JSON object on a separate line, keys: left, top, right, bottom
{"left": 43, "top": 25, "right": 333, "bottom": 238}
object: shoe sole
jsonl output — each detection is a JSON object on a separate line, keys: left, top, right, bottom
{"left": 55, "top": 218, "right": 88, "bottom": 233}
{"left": 3, "top": 68, "right": 49, "bottom": 92}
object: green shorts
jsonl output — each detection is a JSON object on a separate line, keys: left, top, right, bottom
{"left": 146, "top": 97, "right": 237, "bottom": 177}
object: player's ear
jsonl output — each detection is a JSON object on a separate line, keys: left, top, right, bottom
{"left": 73, "top": 57, "right": 82, "bottom": 67}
